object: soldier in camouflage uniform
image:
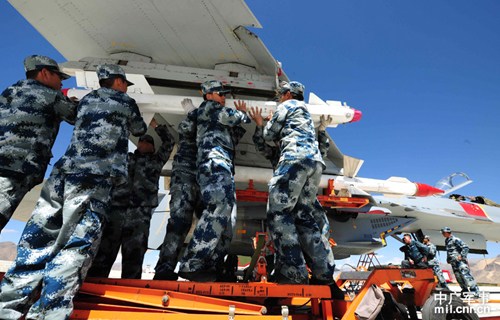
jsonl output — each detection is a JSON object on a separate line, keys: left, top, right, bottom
{"left": 154, "top": 97, "right": 246, "bottom": 281}
{"left": 154, "top": 103, "right": 200, "bottom": 280}
{"left": 422, "top": 235, "right": 450, "bottom": 290}
{"left": 249, "top": 108, "right": 332, "bottom": 167}
{"left": 0, "top": 55, "right": 77, "bottom": 232}
{"left": 177, "top": 80, "right": 250, "bottom": 282}
{"left": 0, "top": 64, "right": 146, "bottom": 319}
{"left": 441, "top": 227, "right": 480, "bottom": 297}
{"left": 88, "top": 118, "right": 174, "bottom": 279}
{"left": 262, "top": 81, "right": 335, "bottom": 286}
{"left": 248, "top": 108, "right": 333, "bottom": 274}
{"left": 399, "top": 233, "right": 429, "bottom": 268}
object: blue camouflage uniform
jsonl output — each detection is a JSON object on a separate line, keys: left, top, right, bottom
{"left": 253, "top": 125, "right": 330, "bottom": 170}
{"left": 89, "top": 124, "right": 174, "bottom": 279}
{"left": 263, "top": 93, "right": 334, "bottom": 284}
{"left": 252, "top": 126, "right": 332, "bottom": 271}
{"left": 178, "top": 95, "right": 250, "bottom": 279}
{"left": 155, "top": 110, "right": 246, "bottom": 280}
{"left": 0, "top": 64, "right": 146, "bottom": 319}
{"left": 154, "top": 111, "right": 200, "bottom": 279}
{"left": 399, "top": 239, "right": 429, "bottom": 268}
{"left": 425, "top": 240, "right": 450, "bottom": 289}
{"left": 0, "top": 56, "right": 76, "bottom": 232}
{"left": 445, "top": 234, "right": 479, "bottom": 294}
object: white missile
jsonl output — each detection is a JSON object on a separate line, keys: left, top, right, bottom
{"left": 64, "top": 89, "right": 361, "bottom": 128}
{"left": 162, "top": 162, "right": 443, "bottom": 197}
{"left": 331, "top": 176, "right": 444, "bottom": 197}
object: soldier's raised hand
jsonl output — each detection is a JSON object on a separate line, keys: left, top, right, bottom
{"left": 319, "top": 115, "right": 333, "bottom": 131}
{"left": 266, "top": 110, "right": 273, "bottom": 121}
{"left": 181, "top": 98, "right": 195, "bottom": 113}
{"left": 234, "top": 100, "right": 247, "bottom": 113}
{"left": 249, "top": 107, "right": 264, "bottom": 127}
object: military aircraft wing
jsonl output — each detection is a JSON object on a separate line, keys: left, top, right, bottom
{"left": 8, "top": 0, "right": 362, "bottom": 178}
{"left": 7, "top": 0, "right": 280, "bottom": 78}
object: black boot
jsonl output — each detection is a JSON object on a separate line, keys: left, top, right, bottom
{"left": 153, "top": 269, "right": 178, "bottom": 281}
{"left": 309, "top": 278, "right": 344, "bottom": 300}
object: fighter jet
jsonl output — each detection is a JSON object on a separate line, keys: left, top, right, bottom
{"left": 372, "top": 173, "right": 500, "bottom": 254}
{"left": 6, "top": 0, "right": 491, "bottom": 262}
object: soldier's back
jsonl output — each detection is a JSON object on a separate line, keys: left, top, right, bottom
{"left": 0, "top": 80, "right": 73, "bottom": 176}
{"left": 196, "top": 100, "right": 236, "bottom": 164}
{"left": 269, "top": 99, "right": 322, "bottom": 164}
{"left": 57, "top": 87, "right": 144, "bottom": 182}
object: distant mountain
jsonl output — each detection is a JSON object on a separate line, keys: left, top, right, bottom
{"left": 468, "top": 255, "right": 500, "bottom": 285}
{"left": 440, "top": 256, "right": 500, "bottom": 285}
{"left": 0, "top": 242, "right": 17, "bottom": 261}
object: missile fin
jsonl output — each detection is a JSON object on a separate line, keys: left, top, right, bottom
{"left": 326, "top": 100, "right": 343, "bottom": 107}
{"left": 387, "top": 177, "right": 412, "bottom": 183}
{"left": 308, "top": 92, "right": 327, "bottom": 105}
{"left": 343, "top": 156, "right": 364, "bottom": 178}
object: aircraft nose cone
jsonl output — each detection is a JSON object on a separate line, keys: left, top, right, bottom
{"left": 350, "top": 109, "right": 362, "bottom": 123}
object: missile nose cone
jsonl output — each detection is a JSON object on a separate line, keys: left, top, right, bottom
{"left": 414, "top": 183, "right": 445, "bottom": 197}
{"left": 350, "top": 109, "right": 362, "bottom": 123}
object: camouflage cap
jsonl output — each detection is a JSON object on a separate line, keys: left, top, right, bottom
{"left": 441, "top": 227, "right": 452, "bottom": 233}
{"left": 279, "top": 81, "right": 305, "bottom": 96}
{"left": 138, "top": 134, "right": 154, "bottom": 145}
{"left": 96, "top": 64, "right": 134, "bottom": 86}
{"left": 201, "top": 80, "right": 230, "bottom": 95}
{"left": 23, "top": 55, "right": 71, "bottom": 80}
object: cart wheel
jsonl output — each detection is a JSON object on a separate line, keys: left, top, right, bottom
{"left": 421, "top": 293, "right": 479, "bottom": 320}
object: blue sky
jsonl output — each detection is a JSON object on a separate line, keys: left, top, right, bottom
{"left": 0, "top": 1, "right": 498, "bottom": 267}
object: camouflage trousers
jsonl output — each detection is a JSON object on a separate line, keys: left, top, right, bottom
{"left": 0, "top": 167, "right": 112, "bottom": 320}
{"left": 178, "top": 159, "right": 235, "bottom": 273}
{"left": 0, "top": 175, "right": 34, "bottom": 232}
{"left": 450, "top": 259, "right": 479, "bottom": 292}
{"left": 155, "top": 171, "right": 200, "bottom": 275}
{"left": 267, "top": 159, "right": 335, "bottom": 284}
{"left": 401, "top": 260, "right": 428, "bottom": 268}
{"left": 88, "top": 205, "right": 154, "bottom": 279}
{"left": 428, "top": 261, "right": 449, "bottom": 289}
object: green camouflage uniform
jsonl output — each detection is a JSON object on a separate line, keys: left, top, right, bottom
{"left": 154, "top": 111, "right": 200, "bottom": 279}
{"left": 88, "top": 125, "right": 174, "bottom": 279}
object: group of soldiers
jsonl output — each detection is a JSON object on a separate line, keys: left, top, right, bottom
{"left": 0, "top": 55, "right": 485, "bottom": 319}
{"left": 0, "top": 56, "right": 149, "bottom": 319}
{"left": 400, "top": 227, "right": 480, "bottom": 297}
{"left": 0, "top": 54, "right": 339, "bottom": 318}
